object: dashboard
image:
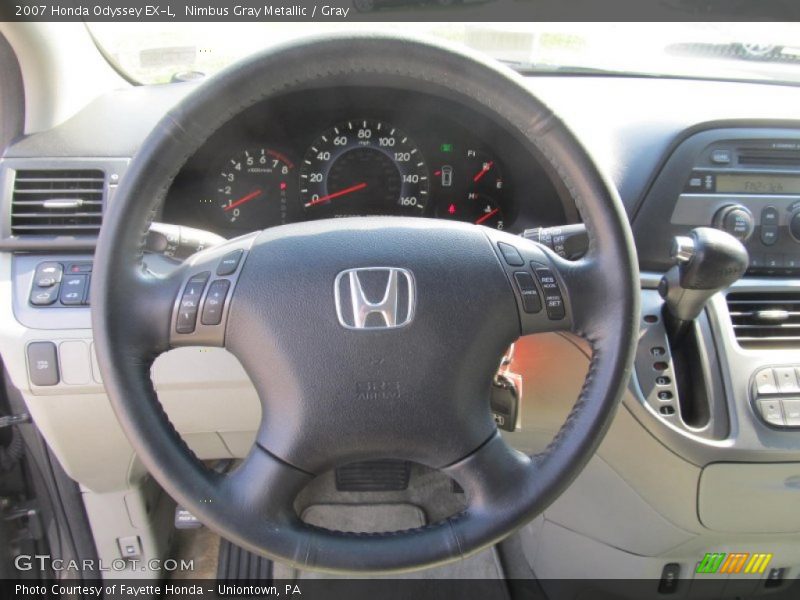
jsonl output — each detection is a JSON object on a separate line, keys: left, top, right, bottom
{"left": 161, "top": 87, "right": 574, "bottom": 238}
{"left": 4, "top": 35, "right": 800, "bottom": 585}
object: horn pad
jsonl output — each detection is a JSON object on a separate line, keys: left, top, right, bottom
{"left": 224, "top": 217, "right": 520, "bottom": 473}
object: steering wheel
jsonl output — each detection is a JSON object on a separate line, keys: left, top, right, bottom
{"left": 91, "top": 35, "right": 639, "bottom": 573}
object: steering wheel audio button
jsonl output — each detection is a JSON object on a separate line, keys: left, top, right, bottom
{"left": 217, "top": 249, "right": 244, "bottom": 276}
{"left": 176, "top": 272, "right": 210, "bottom": 333}
{"left": 201, "top": 280, "right": 231, "bottom": 326}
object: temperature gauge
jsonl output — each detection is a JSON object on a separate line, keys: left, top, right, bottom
{"left": 440, "top": 193, "right": 505, "bottom": 230}
{"left": 434, "top": 148, "right": 506, "bottom": 229}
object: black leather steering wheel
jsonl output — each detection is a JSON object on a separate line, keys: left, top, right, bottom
{"left": 91, "top": 35, "right": 639, "bottom": 573}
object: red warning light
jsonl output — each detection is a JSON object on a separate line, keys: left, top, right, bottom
{"left": 280, "top": 182, "right": 287, "bottom": 190}
{"left": 448, "top": 203, "right": 457, "bottom": 215}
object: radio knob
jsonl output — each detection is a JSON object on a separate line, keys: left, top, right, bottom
{"left": 712, "top": 204, "right": 754, "bottom": 242}
{"left": 790, "top": 211, "right": 800, "bottom": 242}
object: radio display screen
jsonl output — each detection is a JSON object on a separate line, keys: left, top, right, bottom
{"left": 716, "top": 174, "right": 800, "bottom": 195}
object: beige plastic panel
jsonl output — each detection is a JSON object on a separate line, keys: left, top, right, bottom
{"left": 699, "top": 463, "right": 800, "bottom": 533}
{"left": 81, "top": 480, "right": 175, "bottom": 579}
{"left": 527, "top": 519, "right": 800, "bottom": 597}
{"left": 509, "top": 333, "right": 706, "bottom": 536}
{"left": 59, "top": 340, "right": 92, "bottom": 385}
{"left": 543, "top": 455, "right": 695, "bottom": 556}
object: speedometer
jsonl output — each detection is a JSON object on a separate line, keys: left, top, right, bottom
{"left": 299, "top": 119, "right": 429, "bottom": 218}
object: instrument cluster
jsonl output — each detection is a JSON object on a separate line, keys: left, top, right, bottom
{"left": 163, "top": 88, "right": 571, "bottom": 237}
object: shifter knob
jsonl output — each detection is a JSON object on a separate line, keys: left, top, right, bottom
{"left": 659, "top": 227, "right": 749, "bottom": 323}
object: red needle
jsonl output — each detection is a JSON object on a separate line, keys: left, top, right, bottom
{"left": 223, "top": 188, "right": 263, "bottom": 212}
{"left": 304, "top": 182, "right": 368, "bottom": 208}
{"left": 473, "top": 161, "right": 494, "bottom": 183}
{"left": 475, "top": 208, "right": 499, "bottom": 225}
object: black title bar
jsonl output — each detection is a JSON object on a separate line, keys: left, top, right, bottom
{"left": 2, "top": 0, "right": 799, "bottom": 22}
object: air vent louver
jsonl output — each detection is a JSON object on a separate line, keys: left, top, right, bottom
{"left": 727, "top": 291, "right": 800, "bottom": 349}
{"left": 11, "top": 169, "right": 105, "bottom": 236}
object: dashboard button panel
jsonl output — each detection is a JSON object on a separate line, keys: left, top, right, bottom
{"left": 29, "top": 261, "right": 92, "bottom": 307}
{"left": 59, "top": 274, "right": 88, "bottom": 305}
{"left": 752, "top": 366, "right": 800, "bottom": 428}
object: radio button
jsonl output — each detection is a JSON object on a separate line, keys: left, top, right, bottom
{"left": 711, "top": 149, "right": 731, "bottom": 164}
{"left": 760, "top": 226, "right": 779, "bottom": 246}
{"left": 761, "top": 206, "right": 779, "bottom": 226}
{"left": 713, "top": 204, "right": 754, "bottom": 242}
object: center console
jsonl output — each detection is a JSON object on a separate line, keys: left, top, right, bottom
{"left": 632, "top": 127, "right": 800, "bottom": 461}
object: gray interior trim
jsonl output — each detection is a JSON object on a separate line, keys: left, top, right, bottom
{"left": 0, "top": 32, "right": 24, "bottom": 155}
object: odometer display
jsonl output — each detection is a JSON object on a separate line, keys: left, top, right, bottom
{"left": 299, "top": 119, "right": 429, "bottom": 218}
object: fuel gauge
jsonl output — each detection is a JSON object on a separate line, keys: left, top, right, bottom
{"left": 434, "top": 148, "right": 507, "bottom": 229}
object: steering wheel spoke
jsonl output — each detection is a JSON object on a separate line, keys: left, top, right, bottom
{"left": 220, "top": 443, "right": 312, "bottom": 525}
{"left": 444, "top": 433, "right": 533, "bottom": 514}
{"left": 485, "top": 230, "right": 588, "bottom": 337}
{"left": 168, "top": 234, "right": 256, "bottom": 349}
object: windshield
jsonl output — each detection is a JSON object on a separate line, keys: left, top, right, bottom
{"left": 87, "top": 22, "right": 800, "bottom": 86}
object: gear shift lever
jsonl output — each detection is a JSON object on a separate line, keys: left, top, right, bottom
{"left": 659, "top": 227, "right": 748, "bottom": 346}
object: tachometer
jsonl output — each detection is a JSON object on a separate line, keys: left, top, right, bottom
{"left": 212, "top": 147, "right": 296, "bottom": 228}
{"left": 299, "top": 119, "right": 429, "bottom": 218}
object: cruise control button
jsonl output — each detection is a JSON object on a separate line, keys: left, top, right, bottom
{"left": 512, "top": 272, "right": 542, "bottom": 313}
{"left": 783, "top": 399, "right": 800, "bottom": 426}
{"left": 216, "top": 250, "right": 244, "bottom": 276}
{"left": 758, "top": 399, "right": 785, "bottom": 426}
{"left": 27, "top": 342, "right": 59, "bottom": 386}
{"left": 754, "top": 368, "right": 779, "bottom": 395}
{"left": 533, "top": 267, "right": 559, "bottom": 291}
{"left": 774, "top": 367, "right": 800, "bottom": 393}
{"left": 59, "top": 274, "right": 88, "bottom": 305}
{"left": 544, "top": 295, "right": 566, "bottom": 320}
{"left": 201, "top": 280, "right": 231, "bottom": 326}
{"left": 533, "top": 267, "right": 565, "bottom": 320}
{"left": 498, "top": 242, "right": 524, "bottom": 267}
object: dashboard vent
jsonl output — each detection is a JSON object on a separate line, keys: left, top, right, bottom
{"left": 11, "top": 169, "right": 105, "bottom": 236}
{"left": 738, "top": 148, "right": 800, "bottom": 167}
{"left": 727, "top": 291, "right": 800, "bottom": 349}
